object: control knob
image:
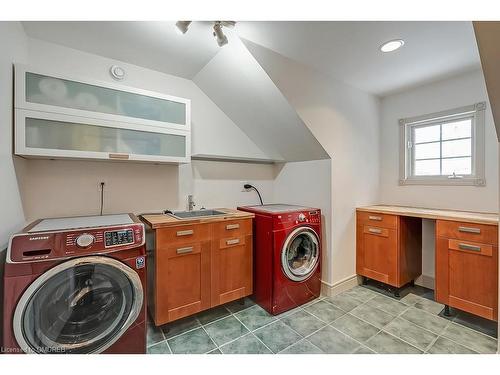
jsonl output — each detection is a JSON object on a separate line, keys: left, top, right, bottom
{"left": 76, "top": 233, "right": 95, "bottom": 248}
{"left": 298, "top": 213, "right": 306, "bottom": 222}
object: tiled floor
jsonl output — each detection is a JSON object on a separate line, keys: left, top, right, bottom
{"left": 146, "top": 286, "right": 498, "bottom": 354}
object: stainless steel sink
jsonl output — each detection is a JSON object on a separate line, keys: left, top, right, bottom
{"left": 169, "top": 209, "right": 226, "bottom": 219}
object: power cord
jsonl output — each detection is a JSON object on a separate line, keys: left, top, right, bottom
{"left": 100, "top": 182, "right": 105, "bottom": 216}
{"left": 244, "top": 184, "right": 263, "bottom": 205}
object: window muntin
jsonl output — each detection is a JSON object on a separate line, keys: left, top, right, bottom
{"left": 411, "top": 117, "right": 473, "bottom": 177}
{"left": 399, "top": 103, "right": 486, "bottom": 186}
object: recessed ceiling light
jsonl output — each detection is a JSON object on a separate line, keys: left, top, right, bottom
{"left": 380, "top": 39, "right": 405, "bottom": 53}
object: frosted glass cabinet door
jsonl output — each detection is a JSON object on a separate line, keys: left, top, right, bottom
{"left": 23, "top": 117, "right": 187, "bottom": 160}
{"left": 24, "top": 72, "right": 188, "bottom": 127}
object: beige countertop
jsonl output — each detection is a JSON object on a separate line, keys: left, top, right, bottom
{"left": 357, "top": 205, "right": 498, "bottom": 225}
{"left": 140, "top": 208, "right": 254, "bottom": 229}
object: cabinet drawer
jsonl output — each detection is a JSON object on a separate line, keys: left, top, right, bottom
{"left": 162, "top": 242, "right": 203, "bottom": 258}
{"left": 448, "top": 239, "right": 493, "bottom": 257}
{"left": 362, "top": 225, "right": 389, "bottom": 238}
{"left": 358, "top": 211, "right": 397, "bottom": 229}
{"left": 157, "top": 224, "right": 210, "bottom": 247}
{"left": 213, "top": 219, "right": 252, "bottom": 238}
{"left": 218, "top": 236, "right": 247, "bottom": 249}
{"left": 436, "top": 220, "right": 498, "bottom": 245}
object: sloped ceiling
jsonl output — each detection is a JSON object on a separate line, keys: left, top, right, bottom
{"left": 193, "top": 37, "right": 329, "bottom": 162}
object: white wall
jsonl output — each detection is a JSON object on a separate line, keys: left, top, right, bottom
{"left": 380, "top": 70, "right": 499, "bottom": 283}
{"left": 272, "top": 160, "right": 332, "bottom": 282}
{"left": 0, "top": 20, "right": 28, "bottom": 345}
{"left": 14, "top": 37, "right": 279, "bottom": 220}
{"left": 244, "top": 40, "right": 380, "bottom": 287}
{"left": 0, "top": 22, "right": 27, "bottom": 248}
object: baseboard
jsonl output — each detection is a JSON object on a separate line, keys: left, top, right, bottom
{"left": 321, "top": 275, "right": 359, "bottom": 297}
{"left": 414, "top": 275, "right": 435, "bottom": 290}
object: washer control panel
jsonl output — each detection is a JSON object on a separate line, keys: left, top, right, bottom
{"left": 273, "top": 210, "right": 321, "bottom": 229}
{"left": 76, "top": 233, "right": 96, "bottom": 248}
{"left": 105, "top": 229, "right": 134, "bottom": 247}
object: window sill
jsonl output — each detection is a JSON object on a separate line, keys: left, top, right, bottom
{"left": 399, "top": 177, "right": 486, "bottom": 187}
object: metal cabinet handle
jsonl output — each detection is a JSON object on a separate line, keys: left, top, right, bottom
{"left": 226, "top": 224, "right": 240, "bottom": 230}
{"left": 458, "top": 226, "right": 481, "bottom": 234}
{"left": 176, "top": 246, "right": 193, "bottom": 255}
{"left": 368, "top": 215, "right": 382, "bottom": 221}
{"left": 458, "top": 243, "right": 481, "bottom": 252}
{"left": 108, "top": 153, "right": 130, "bottom": 160}
{"left": 177, "top": 229, "right": 194, "bottom": 236}
{"left": 368, "top": 228, "right": 382, "bottom": 234}
{"left": 226, "top": 239, "right": 240, "bottom": 245}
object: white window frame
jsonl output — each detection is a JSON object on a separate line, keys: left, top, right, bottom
{"left": 399, "top": 102, "right": 486, "bottom": 186}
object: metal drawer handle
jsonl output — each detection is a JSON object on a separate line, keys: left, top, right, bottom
{"left": 458, "top": 243, "right": 481, "bottom": 252}
{"left": 368, "top": 228, "right": 382, "bottom": 234}
{"left": 458, "top": 226, "right": 481, "bottom": 234}
{"left": 226, "top": 224, "right": 240, "bottom": 230}
{"left": 226, "top": 239, "right": 240, "bottom": 245}
{"left": 177, "top": 229, "right": 194, "bottom": 236}
{"left": 368, "top": 215, "right": 382, "bottom": 221}
{"left": 176, "top": 246, "right": 193, "bottom": 255}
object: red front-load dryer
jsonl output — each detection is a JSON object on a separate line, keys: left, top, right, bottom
{"left": 237, "top": 204, "right": 322, "bottom": 315}
{"left": 3, "top": 213, "right": 147, "bottom": 354}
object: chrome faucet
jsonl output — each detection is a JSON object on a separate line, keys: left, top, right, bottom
{"left": 187, "top": 194, "right": 196, "bottom": 211}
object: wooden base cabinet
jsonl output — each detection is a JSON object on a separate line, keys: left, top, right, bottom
{"left": 356, "top": 211, "right": 422, "bottom": 288}
{"left": 211, "top": 220, "right": 253, "bottom": 306}
{"left": 147, "top": 218, "right": 253, "bottom": 326}
{"left": 436, "top": 220, "right": 498, "bottom": 321}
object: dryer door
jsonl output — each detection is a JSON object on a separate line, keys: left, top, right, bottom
{"left": 281, "top": 227, "right": 320, "bottom": 282}
{"left": 13, "top": 256, "right": 143, "bottom": 354}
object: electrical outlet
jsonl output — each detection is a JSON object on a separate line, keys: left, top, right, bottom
{"left": 241, "top": 181, "right": 250, "bottom": 192}
{"left": 98, "top": 180, "right": 107, "bottom": 192}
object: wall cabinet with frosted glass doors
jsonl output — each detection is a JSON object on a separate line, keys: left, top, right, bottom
{"left": 14, "top": 65, "right": 191, "bottom": 163}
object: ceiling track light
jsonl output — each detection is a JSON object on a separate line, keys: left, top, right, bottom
{"left": 174, "top": 20, "right": 236, "bottom": 47}
{"left": 175, "top": 21, "right": 192, "bottom": 34}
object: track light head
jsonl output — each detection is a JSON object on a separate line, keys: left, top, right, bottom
{"left": 175, "top": 21, "right": 191, "bottom": 34}
{"left": 213, "top": 22, "right": 228, "bottom": 47}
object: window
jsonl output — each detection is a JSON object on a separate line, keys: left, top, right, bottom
{"left": 399, "top": 102, "right": 486, "bottom": 186}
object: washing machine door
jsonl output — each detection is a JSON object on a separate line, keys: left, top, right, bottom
{"left": 281, "top": 227, "right": 320, "bottom": 282}
{"left": 13, "top": 256, "right": 143, "bottom": 354}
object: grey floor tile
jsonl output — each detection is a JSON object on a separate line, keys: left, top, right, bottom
{"left": 274, "top": 305, "right": 304, "bottom": 319}
{"left": 235, "top": 304, "right": 277, "bottom": 331}
{"left": 304, "top": 300, "right": 345, "bottom": 323}
{"left": 281, "top": 310, "right": 326, "bottom": 336}
{"left": 413, "top": 297, "right": 445, "bottom": 315}
{"left": 147, "top": 323, "right": 165, "bottom": 346}
{"left": 441, "top": 323, "right": 498, "bottom": 354}
{"left": 323, "top": 293, "right": 364, "bottom": 312}
{"left": 219, "top": 334, "right": 272, "bottom": 354}
{"left": 207, "top": 349, "right": 222, "bottom": 354}
{"left": 401, "top": 307, "right": 449, "bottom": 335}
{"left": 426, "top": 337, "right": 478, "bottom": 354}
{"left": 350, "top": 303, "right": 396, "bottom": 329}
{"left": 366, "top": 331, "right": 422, "bottom": 354}
{"left": 168, "top": 327, "right": 217, "bottom": 354}
{"left": 161, "top": 316, "right": 201, "bottom": 339}
{"left": 224, "top": 297, "right": 256, "bottom": 314}
{"left": 367, "top": 295, "right": 408, "bottom": 316}
{"left": 354, "top": 346, "right": 376, "bottom": 354}
{"left": 196, "top": 306, "right": 231, "bottom": 325}
{"left": 452, "top": 311, "right": 498, "bottom": 338}
{"left": 331, "top": 313, "right": 380, "bottom": 342}
{"left": 400, "top": 293, "right": 422, "bottom": 306}
{"left": 342, "top": 286, "right": 378, "bottom": 302}
{"left": 308, "top": 326, "right": 361, "bottom": 354}
{"left": 147, "top": 341, "right": 171, "bottom": 354}
{"left": 279, "top": 339, "right": 323, "bottom": 354}
{"left": 383, "top": 317, "right": 437, "bottom": 351}
{"left": 204, "top": 316, "right": 249, "bottom": 346}
{"left": 254, "top": 320, "right": 302, "bottom": 353}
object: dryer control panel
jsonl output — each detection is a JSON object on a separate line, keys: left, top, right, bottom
{"left": 8, "top": 223, "right": 145, "bottom": 263}
{"left": 272, "top": 210, "right": 321, "bottom": 230}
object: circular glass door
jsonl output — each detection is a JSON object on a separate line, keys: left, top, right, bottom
{"left": 281, "top": 227, "right": 320, "bottom": 282}
{"left": 13, "top": 256, "right": 143, "bottom": 354}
